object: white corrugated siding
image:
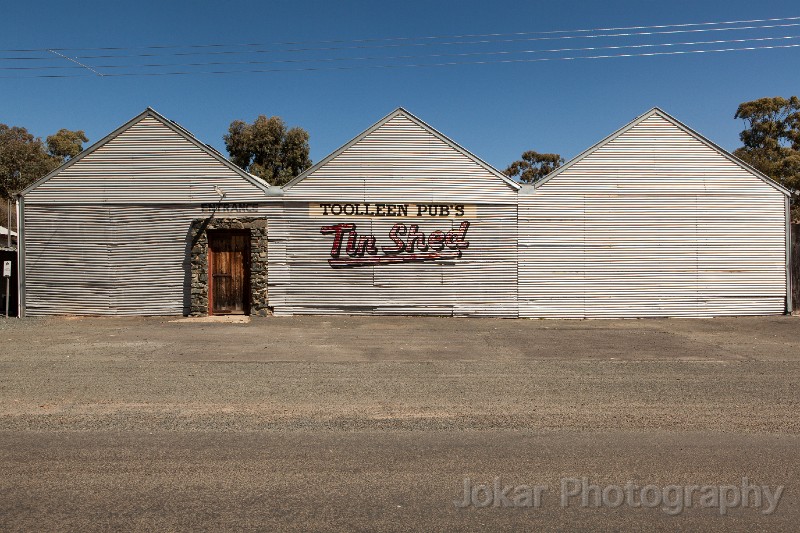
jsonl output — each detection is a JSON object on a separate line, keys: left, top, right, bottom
{"left": 23, "top": 115, "right": 268, "bottom": 205}
{"left": 283, "top": 114, "right": 517, "bottom": 203}
{"left": 519, "top": 113, "right": 788, "bottom": 318}
{"left": 268, "top": 203, "right": 518, "bottom": 316}
{"left": 20, "top": 108, "right": 789, "bottom": 319}
{"left": 275, "top": 112, "right": 518, "bottom": 316}
{"left": 23, "top": 205, "right": 276, "bottom": 316}
{"left": 21, "top": 111, "right": 276, "bottom": 316}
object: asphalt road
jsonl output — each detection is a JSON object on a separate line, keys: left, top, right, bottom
{"left": 0, "top": 315, "right": 798, "bottom": 531}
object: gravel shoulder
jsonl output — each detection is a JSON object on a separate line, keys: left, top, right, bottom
{"left": 2, "top": 314, "right": 799, "bottom": 363}
{"left": 1, "top": 359, "right": 798, "bottom": 434}
{"left": 1, "top": 315, "right": 798, "bottom": 433}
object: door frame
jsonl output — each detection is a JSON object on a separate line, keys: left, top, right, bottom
{"left": 207, "top": 229, "right": 251, "bottom": 316}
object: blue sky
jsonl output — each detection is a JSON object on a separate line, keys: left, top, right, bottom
{"left": 2, "top": 0, "right": 799, "bottom": 171}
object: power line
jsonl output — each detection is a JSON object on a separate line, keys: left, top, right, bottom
{"left": 46, "top": 49, "right": 103, "bottom": 76}
{"left": 2, "top": 19, "right": 800, "bottom": 62}
{"left": 1, "top": 41, "right": 797, "bottom": 79}
{"left": 2, "top": 14, "right": 799, "bottom": 53}
{"left": 61, "top": 21, "right": 800, "bottom": 58}
{"left": 3, "top": 35, "right": 798, "bottom": 71}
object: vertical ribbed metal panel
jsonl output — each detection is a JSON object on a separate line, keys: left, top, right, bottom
{"left": 23, "top": 204, "right": 277, "bottom": 316}
{"left": 519, "top": 113, "right": 788, "bottom": 318}
{"left": 275, "top": 113, "right": 519, "bottom": 317}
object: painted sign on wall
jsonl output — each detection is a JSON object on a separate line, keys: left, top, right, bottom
{"left": 201, "top": 203, "right": 259, "bottom": 213}
{"left": 310, "top": 203, "right": 476, "bottom": 218}
{"left": 321, "top": 221, "right": 471, "bottom": 268}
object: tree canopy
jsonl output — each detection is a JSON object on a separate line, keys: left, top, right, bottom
{"left": 733, "top": 96, "right": 799, "bottom": 219}
{"left": 224, "top": 115, "right": 311, "bottom": 186}
{"left": 0, "top": 124, "right": 87, "bottom": 200}
{"left": 46, "top": 128, "right": 89, "bottom": 161}
{"left": 503, "top": 150, "right": 564, "bottom": 184}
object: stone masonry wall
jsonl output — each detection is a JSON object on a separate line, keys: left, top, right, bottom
{"left": 189, "top": 217, "right": 269, "bottom": 316}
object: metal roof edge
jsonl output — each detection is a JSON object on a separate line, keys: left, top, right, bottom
{"left": 19, "top": 108, "right": 153, "bottom": 197}
{"left": 282, "top": 107, "right": 520, "bottom": 191}
{"left": 143, "top": 108, "right": 273, "bottom": 193}
{"left": 19, "top": 107, "right": 273, "bottom": 198}
{"left": 398, "top": 108, "right": 521, "bottom": 191}
{"left": 533, "top": 107, "right": 791, "bottom": 196}
{"left": 652, "top": 107, "right": 792, "bottom": 197}
{"left": 282, "top": 107, "right": 403, "bottom": 189}
{"left": 265, "top": 185, "right": 284, "bottom": 196}
{"left": 532, "top": 107, "right": 660, "bottom": 189}
{"left": 0, "top": 225, "right": 19, "bottom": 237}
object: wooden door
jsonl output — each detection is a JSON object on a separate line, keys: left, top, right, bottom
{"left": 208, "top": 230, "right": 250, "bottom": 315}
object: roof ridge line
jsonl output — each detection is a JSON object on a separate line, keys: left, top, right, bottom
{"left": 282, "top": 107, "right": 519, "bottom": 190}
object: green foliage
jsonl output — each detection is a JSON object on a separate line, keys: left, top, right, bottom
{"left": 0, "top": 125, "right": 57, "bottom": 199}
{"left": 503, "top": 150, "right": 564, "bottom": 183}
{"left": 733, "top": 96, "right": 800, "bottom": 220}
{"left": 46, "top": 128, "right": 88, "bottom": 161}
{"left": 0, "top": 124, "right": 88, "bottom": 200}
{"left": 223, "top": 115, "right": 311, "bottom": 186}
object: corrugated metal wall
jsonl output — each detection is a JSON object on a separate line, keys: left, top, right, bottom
{"left": 24, "top": 116, "right": 268, "bottom": 205}
{"left": 519, "top": 112, "right": 788, "bottom": 318}
{"left": 284, "top": 114, "right": 518, "bottom": 203}
{"left": 793, "top": 223, "right": 799, "bottom": 312}
{"left": 22, "top": 205, "right": 276, "bottom": 316}
{"left": 274, "top": 111, "right": 519, "bottom": 316}
{"left": 268, "top": 203, "right": 518, "bottom": 316}
{"left": 19, "top": 107, "right": 791, "bottom": 319}
{"left": 21, "top": 111, "right": 275, "bottom": 316}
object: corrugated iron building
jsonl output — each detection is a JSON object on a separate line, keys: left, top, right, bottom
{"left": 273, "top": 109, "right": 520, "bottom": 316}
{"left": 16, "top": 106, "right": 793, "bottom": 318}
{"left": 18, "top": 108, "right": 279, "bottom": 316}
{"left": 518, "top": 108, "right": 791, "bottom": 318}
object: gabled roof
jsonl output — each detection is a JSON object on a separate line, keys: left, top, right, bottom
{"left": 531, "top": 107, "right": 791, "bottom": 196}
{"left": 19, "top": 107, "right": 274, "bottom": 197}
{"left": 282, "top": 107, "right": 520, "bottom": 190}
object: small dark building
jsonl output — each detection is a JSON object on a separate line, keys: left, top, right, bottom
{"left": 0, "top": 246, "right": 18, "bottom": 317}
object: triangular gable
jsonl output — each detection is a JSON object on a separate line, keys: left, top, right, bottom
{"left": 530, "top": 107, "right": 791, "bottom": 196}
{"left": 283, "top": 108, "right": 519, "bottom": 199}
{"left": 20, "top": 107, "right": 274, "bottom": 201}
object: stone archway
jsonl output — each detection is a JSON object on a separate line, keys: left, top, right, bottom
{"left": 188, "top": 217, "right": 269, "bottom": 316}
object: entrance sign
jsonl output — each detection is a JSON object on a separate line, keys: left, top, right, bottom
{"left": 201, "top": 203, "right": 259, "bottom": 213}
